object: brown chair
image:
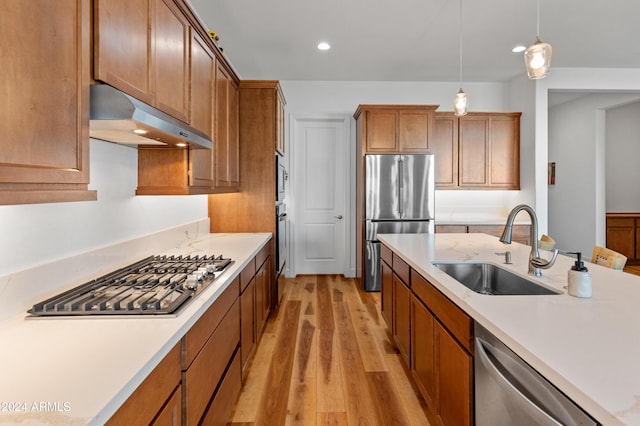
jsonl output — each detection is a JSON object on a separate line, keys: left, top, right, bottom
{"left": 591, "top": 246, "right": 627, "bottom": 270}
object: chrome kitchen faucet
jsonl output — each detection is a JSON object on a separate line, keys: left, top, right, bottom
{"left": 500, "top": 204, "right": 559, "bottom": 276}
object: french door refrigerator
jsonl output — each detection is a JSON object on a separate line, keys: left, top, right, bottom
{"left": 364, "top": 154, "right": 435, "bottom": 291}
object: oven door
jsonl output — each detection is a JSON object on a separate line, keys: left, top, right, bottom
{"left": 276, "top": 203, "right": 287, "bottom": 275}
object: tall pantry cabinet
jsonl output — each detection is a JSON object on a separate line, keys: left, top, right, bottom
{"left": 208, "top": 81, "right": 286, "bottom": 308}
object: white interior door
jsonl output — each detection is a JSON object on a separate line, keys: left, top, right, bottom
{"left": 292, "top": 116, "right": 349, "bottom": 275}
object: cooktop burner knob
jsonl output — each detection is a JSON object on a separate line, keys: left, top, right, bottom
{"left": 198, "top": 267, "right": 209, "bottom": 277}
{"left": 184, "top": 275, "right": 199, "bottom": 290}
{"left": 206, "top": 264, "right": 216, "bottom": 274}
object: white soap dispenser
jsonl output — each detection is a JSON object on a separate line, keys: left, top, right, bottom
{"left": 567, "top": 252, "right": 592, "bottom": 298}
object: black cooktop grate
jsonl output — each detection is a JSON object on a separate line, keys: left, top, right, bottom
{"left": 28, "top": 255, "right": 233, "bottom": 317}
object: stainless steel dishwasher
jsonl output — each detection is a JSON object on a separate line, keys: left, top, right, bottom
{"left": 475, "top": 322, "right": 599, "bottom": 425}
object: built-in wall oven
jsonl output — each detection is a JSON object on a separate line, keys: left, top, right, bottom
{"left": 275, "top": 154, "right": 287, "bottom": 304}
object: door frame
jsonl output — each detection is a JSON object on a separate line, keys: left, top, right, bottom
{"left": 288, "top": 114, "right": 354, "bottom": 278}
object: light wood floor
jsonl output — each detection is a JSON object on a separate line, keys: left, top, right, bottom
{"left": 230, "top": 275, "right": 430, "bottom": 425}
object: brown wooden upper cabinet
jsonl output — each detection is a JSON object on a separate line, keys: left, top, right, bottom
{"left": 94, "top": 0, "right": 190, "bottom": 122}
{"left": 431, "top": 112, "right": 521, "bottom": 190}
{"left": 214, "top": 64, "right": 240, "bottom": 190}
{"left": 0, "top": 0, "right": 96, "bottom": 205}
{"left": 354, "top": 105, "right": 438, "bottom": 153}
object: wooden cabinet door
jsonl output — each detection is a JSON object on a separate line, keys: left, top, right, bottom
{"left": 151, "top": 384, "right": 181, "bottom": 426}
{"left": 276, "top": 90, "right": 286, "bottom": 155}
{"left": 432, "top": 114, "right": 459, "bottom": 187}
{"left": 365, "top": 110, "right": 398, "bottom": 152}
{"left": 488, "top": 115, "right": 520, "bottom": 188}
{"left": 240, "top": 278, "right": 256, "bottom": 374}
{"left": 94, "top": 0, "right": 154, "bottom": 104}
{"left": 215, "top": 64, "right": 240, "bottom": 190}
{"left": 398, "top": 110, "right": 430, "bottom": 152}
{"left": 392, "top": 273, "right": 411, "bottom": 366}
{"left": 255, "top": 257, "right": 271, "bottom": 334}
{"left": 459, "top": 116, "right": 489, "bottom": 186}
{"left": 459, "top": 114, "right": 520, "bottom": 189}
{"left": 153, "top": 0, "right": 189, "bottom": 122}
{"left": 411, "top": 295, "right": 436, "bottom": 408}
{"left": 436, "top": 322, "right": 472, "bottom": 426}
{"left": 607, "top": 218, "right": 635, "bottom": 259}
{"left": 189, "top": 31, "right": 215, "bottom": 189}
{"left": 381, "top": 260, "right": 393, "bottom": 328}
{"left": 0, "top": 0, "right": 95, "bottom": 205}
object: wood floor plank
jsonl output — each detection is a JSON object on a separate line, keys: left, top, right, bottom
{"left": 333, "top": 299, "right": 382, "bottom": 425}
{"left": 317, "top": 411, "right": 348, "bottom": 426}
{"left": 366, "top": 370, "right": 414, "bottom": 425}
{"left": 255, "top": 301, "right": 301, "bottom": 426}
{"left": 340, "top": 276, "right": 388, "bottom": 372}
{"left": 231, "top": 275, "right": 430, "bottom": 426}
{"left": 385, "top": 352, "right": 432, "bottom": 426}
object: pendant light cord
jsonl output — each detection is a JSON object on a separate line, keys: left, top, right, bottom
{"left": 459, "top": 0, "right": 463, "bottom": 86}
{"left": 536, "top": 0, "right": 540, "bottom": 37}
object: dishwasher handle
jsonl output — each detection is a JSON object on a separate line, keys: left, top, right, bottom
{"left": 475, "top": 337, "right": 564, "bottom": 425}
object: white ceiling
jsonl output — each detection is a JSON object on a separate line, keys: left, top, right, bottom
{"left": 187, "top": 0, "right": 640, "bottom": 83}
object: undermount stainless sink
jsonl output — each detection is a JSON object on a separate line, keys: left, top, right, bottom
{"left": 433, "top": 262, "right": 562, "bottom": 296}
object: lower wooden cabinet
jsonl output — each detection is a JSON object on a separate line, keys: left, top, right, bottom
{"left": 381, "top": 258, "right": 393, "bottom": 328}
{"left": 199, "top": 349, "right": 242, "bottom": 426}
{"left": 436, "top": 321, "right": 472, "bottom": 426}
{"left": 383, "top": 243, "right": 473, "bottom": 426}
{"left": 152, "top": 385, "right": 182, "bottom": 426}
{"left": 606, "top": 213, "right": 640, "bottom": 263}
{"left": 437, "top": 223, "right": 531, "bottom": 246}
{"left": 106, "top": 344, "right": 181, "bottom": 425}
{"left": 392, "top": 273, "right": 411, "bottom": 367}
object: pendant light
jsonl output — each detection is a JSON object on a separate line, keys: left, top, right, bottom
{"left": 524, "top": 0, "right": 552, "bottom": 79}
{"left": 453, "top": 0, "right": 468, "bottom": 116}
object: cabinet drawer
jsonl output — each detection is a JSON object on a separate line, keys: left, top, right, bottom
{"left": 608, "top": 218, "right": 635, "bottom": 227}
{"left": 183, "top": 299, "right": 240, "bottom": 425}
{"left": 256, "top": 243, "right": 270, "bottom": 268}
{"left": 199, "top": 348, "right": 242, "bottom": 425}
{"left": 152, "top": 384, "right": 182, "bottom": 426}
{"left": 411, "top": 270, "right": 473, "bottom": 353}
{"left": 392, "top": 253, "right": 410, "bottom": 286}
{"left": 240, "top": 257, "right": 257, "bottom": 292}
{"left": 182, "top": 278, "right": 239, "bottom": 370}
{"left": 107, "top": 344, "right": 181, "bottom": 425}
{"left": 380, "top": 243, "right": 393, "bottom": 266}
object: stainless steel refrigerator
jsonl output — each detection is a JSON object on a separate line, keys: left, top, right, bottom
{"left": 364, "top": 154, "right": 435, "bottom": 291}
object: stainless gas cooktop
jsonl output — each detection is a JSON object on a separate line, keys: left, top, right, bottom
{"left": 28, "top": 254, "right": 233, "bottom": 317}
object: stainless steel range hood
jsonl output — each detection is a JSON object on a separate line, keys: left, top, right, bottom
{"left": 89, "top": 85, "right": 212, "bottom": 149}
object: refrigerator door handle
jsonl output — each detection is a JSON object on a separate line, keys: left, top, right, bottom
{"left": 398, "top": 156, "right": 403, "bottom": 218}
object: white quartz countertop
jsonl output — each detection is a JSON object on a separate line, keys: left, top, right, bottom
{"left": 378, "top": 232, "right": 640, "bottom": 426}
{"left": 0, "top": 232, "right": 270, "bottom": 426}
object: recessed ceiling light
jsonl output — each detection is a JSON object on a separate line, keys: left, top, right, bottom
{"left": 317, "top": 42, "right": 331, "bottom": 51}
{"left": 512, "top": 45, "right": 526, "bottom": 53}
{"left": 133, "top": 129, "right": 148, "bottom": 134}
{"left": 176, "top": 142, "right": 187, "bottom": 147}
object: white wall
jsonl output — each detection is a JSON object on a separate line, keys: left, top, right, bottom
{"left": 0, "top": 140, "right": 208, "bottom": 277}
{"left": 280, "top": 80, "right": 535, "bottom": 215}
{"left": 606, "top": 101, "right": 640, "bottom": 211}
{"left": 548, "top": 93, "right": 640, "bottom": 256}
{"left": 534, "top": 68, "right": 640, "bottom": 235}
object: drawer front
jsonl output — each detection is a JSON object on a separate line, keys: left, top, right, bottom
{"left": 608, "top": 218, "right": 635, "bottom": 227}
{"left": 411, "top": 270, "right": 473, "bottom": 353}
{"left": 240, "top": 257, "right": 257, "bottom": 292}
{"left": 199, "top": 349, "right": 242, "bottom": 425}
{"left": 184, "top": 299, "right": 240, "bottom": 425}
{"left": 151, "top": 384, "right": 182, "bottom": 426}
{"left": 182, "top": 277, "right": 240, "bottom": 369}
{"left": 392, "top": 253, "right": 410, "bottom": 286}
{"left": 380, "top": 243, "right": 393, "bottom": 266}
{"left": 256, "top": 242, "right": 270, "bottom": 268}
{"left": 107, "top": 344, "right": 181, "bottom": 425}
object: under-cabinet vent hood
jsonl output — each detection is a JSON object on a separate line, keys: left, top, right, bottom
{"left": 89, "top": 85, "right": 212, "bottom": 149}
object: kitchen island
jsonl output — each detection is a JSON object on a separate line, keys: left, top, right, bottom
{"left": 0, "top": 225, "right": 270, "bottom": 425}
{"left": 379, "top": 232, "right": 640, "bottom": 425}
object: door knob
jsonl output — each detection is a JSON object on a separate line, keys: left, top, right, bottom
{"left": 334, "top": 215, "right": 343, "bottom": 220}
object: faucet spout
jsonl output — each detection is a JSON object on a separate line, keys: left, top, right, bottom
{"left": 500, "top": 204, "right": 558, "bottom": 276}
